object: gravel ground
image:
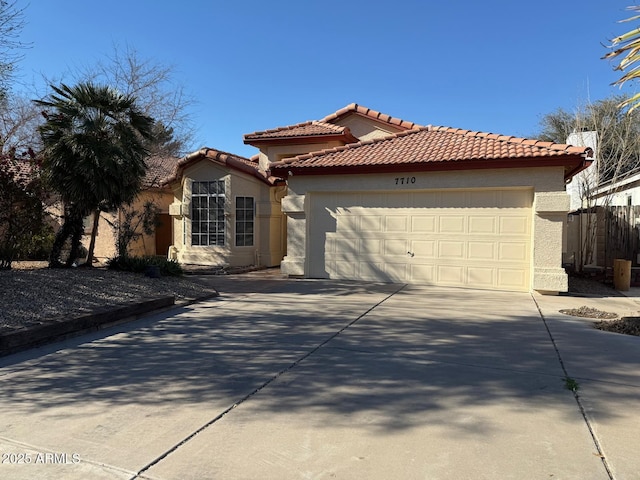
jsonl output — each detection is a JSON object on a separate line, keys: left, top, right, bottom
{"left": 1, "top": 262, "right": 218, "bottom": 334}
{"left": 559, "top": 306, "right": 619, "bottom": 319}
{"left": 565, "top": 275, "right": 640, "bottom": 336}
{"left": 594, "top": 317, "right": 640, "bottom": 336}
{"left": 567, "top": 275, "right": 624, "bottom": 297}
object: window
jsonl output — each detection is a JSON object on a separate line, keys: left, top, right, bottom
{"left": 235, "top": 197, "right": 254, "bottom": 246}
{"left": 191, "top": 180, "right": 225, "bottom": 246}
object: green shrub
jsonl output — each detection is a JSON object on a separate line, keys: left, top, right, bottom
{"left": 14, "top": 225, "right": 56, "bottom": 261}
{"left": 107, "top": 255, "right": 183, "bottom": 277}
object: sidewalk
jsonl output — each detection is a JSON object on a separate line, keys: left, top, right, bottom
{"left": 533, "top": 289, "right": 640, "bottom": 480}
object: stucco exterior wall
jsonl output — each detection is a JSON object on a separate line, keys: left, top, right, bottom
{"left": 280, "top": 166, "right": 570, "bottom": 293}
{"left": 256, "top": 141, "right": 345, "bottom": 172}
{"left": 332, "top": 115, "right": 406, "bottom": 141}
{"left": 168, "top": 161, "right": 285, "bottom": 267}
{"left": 84, "top": 188, "right": 173, "bottom": 263}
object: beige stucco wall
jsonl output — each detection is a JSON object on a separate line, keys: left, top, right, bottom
{"left": 332, "top": 115, "right": 406, "bottom": 141}
{"left": 85, "top": 188, "right": 173, "bottom": 262}
{"left": 257, "top": 141, "right": 345, "bottom": 172}
{"left": 168, "top": 161, "right": 285, "bottom": 268}
{"left": 280, "top": 166, "right": 570, "bottom": 294}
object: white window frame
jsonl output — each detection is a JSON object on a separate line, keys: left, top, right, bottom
{"left": 235, "top": 196, "right": 255, "bottom": 247}
{"left": 191, "top": 180, "right": 226, "bottom": 246}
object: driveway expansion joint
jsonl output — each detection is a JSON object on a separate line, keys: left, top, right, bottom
{"left": 130, "top": 283, "right": 407, "bottom": 479}
{"left": 531, "top": 294, "right": 615, "bottom": 480}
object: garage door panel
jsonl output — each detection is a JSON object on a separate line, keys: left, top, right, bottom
{"left": 439, "top": 191, "right": 469, "bottom": 208}
{"left": 468, "top": 242, "right": 496, "bottom": 260}
{"left": 333, "top": 237, "right": 357, "bottom": 254}
{"left": 310, "top": 189, "right": 532, "bottom": 292}
{"left": 384, "top": 263, "right": 408, "bottom": 280}
{"left": 384, "top": 192, "right": 411, "bottom": 207}
{"left": 499, "top": 242, "right": 529, "bottom": 262}
{"left": 358, "top": 238, "right": 381, "bottom": 254}
{"left": 499, "top": 216, "right": 529, "bottom": 235}
{"left": 358, "top": 262, "right": 385, "bottom": 280}
{"left": 410, "top": 264, "right": 435, "bottom": 282}
{"left": 338, "top": 215, "right": 358, "bottom": 231}
{"left": 437, "top": 265, "right": 465, "bottom": 284}
{"left": 468, "top": 267, "right": 495, "bottom": 286}
{"left": 360, "top": 215, "right": 383, "bottom": 232}
{"left": 468, "top": 216, "right": 497, "bottom": 234}
{"left": 438, "top": 241, "right": 465, "bottom": 259}
{"left": 334, "top": 261, "right": 356, "bottom": 278}
{"left": 411, "top": 240, "right": 435, "bottom": 257}
{"left": 383, "top": 239, "right": 409, "bottom": 256}
{"left": 385, "top": 216, "right": 408, "bottom": 232}
{"left": 411, "top": 216, "right": 436, "bottom": 232}
{"left": 498, "top": 269, "right": 528, "bottom": 290}
{"left": 439, "top": 216, "right": 465, "bottom": 233}
{"left": 468, "top": 190, "right": 498, "bottom": 207}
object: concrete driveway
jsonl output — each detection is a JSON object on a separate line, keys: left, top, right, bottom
{"left": 0, "top": 277, "right": 638, "bottom": 480}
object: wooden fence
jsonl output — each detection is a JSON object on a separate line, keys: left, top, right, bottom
{"left": 604, "top": 205, "right": 640, "bottom": 266}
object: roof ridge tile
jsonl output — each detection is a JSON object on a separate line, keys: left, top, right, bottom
{"left": 320, "top": 103, "right": 421, "bottom": 130}
{"left": 245, "top": 120, "right": 315, "bottom": 137}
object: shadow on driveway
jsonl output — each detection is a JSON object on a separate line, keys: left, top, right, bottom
{"left": 2, "top": 281, "right": 633, "bottom": 431}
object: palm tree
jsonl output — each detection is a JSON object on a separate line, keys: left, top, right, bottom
{"left": 35, "top": 82, "right": 153, "bottom": 267}
{"left": 604, "top": 6, "right": 640, "bottom": 113}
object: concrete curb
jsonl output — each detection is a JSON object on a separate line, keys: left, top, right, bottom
{"left": 0, "top": 296, "right": 177, "bottom": 357}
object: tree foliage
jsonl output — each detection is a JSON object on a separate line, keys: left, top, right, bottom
{"left": 108, "top": 200, "right": 161, "bottom": 259}
{"left": 35, "top": 82, "right": 154, "bottom": 267}
{"left": 604, "top": 6, "right": 640, "bottom": 113}
{"left": 0, "top": 0, "right": 28, "bottom": 100}
{"left": 77, "top": 45, "right": 195, "bottom": 156}
{"left": 537, "top": 96, "right": 640, "bottom": 182}
{"left": 0, "top": 91, "right": 43, "bottom": 153}
{"left": 0, "top": 150, "right": 47, "bottom": 269}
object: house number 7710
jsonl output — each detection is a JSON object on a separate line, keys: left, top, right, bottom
{"left": 395, "top": 176, "right": 416, "bottom": 185}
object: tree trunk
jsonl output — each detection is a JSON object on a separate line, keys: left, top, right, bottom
{"left": 49, "top": 206, "right": 73, "bottom": 268}
{"left": 85, "top": 209, "right": 101, "bottom": 267}
{"left": 50, "top": 204, "right": 87, "bottom": 268}
{"left": 65, "top": 207, "right": 85, "bottom": 267}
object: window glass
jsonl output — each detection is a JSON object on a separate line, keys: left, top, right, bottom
{"left": 191, "top": 180, "right": 225, "bottom": 246}
{"left": 235, "top": 196, "right": 254, "bottom": 246}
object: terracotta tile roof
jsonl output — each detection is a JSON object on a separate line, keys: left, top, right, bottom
{"left": 144, "top": 156, "right": 180, "bottom": 188}
{"left": 269, "top": 126, "right": 593, "bottom": 180}
{"left": 321, "top": 103, "right": 421, "bottom": 130}
{"left": 163, "top": 147, "right": 281, "bottom": 186}
{"left": 244, "top": 120, "right": 358, "bottom": 145}
{"left": 1, "top": 151, "right": 42, "bottom": 183}
{"left": 244, "top": 103, "right": 419, "bottom": 146}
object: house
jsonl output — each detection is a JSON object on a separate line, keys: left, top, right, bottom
{"left": 566, "top": 167, "right": 640, "bottom": 271}
{"left": 163, "top": 148, "right": 286, "bottom": 267}
{"left": 84, "top": 155, "right": 179, "bottom": 262}
{"left": 563, "top": 130, "right": 640, "bottom": 273}
{"left": 165, "top": 104, "right": 592, "bottom": 294}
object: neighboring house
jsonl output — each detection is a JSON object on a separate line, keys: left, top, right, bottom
{"left": 165, "top": 103, "right": 592, "bottom": 294}
{"left": 564, "top": 131, "right": 640, "bottom": 271}
{"left": 566, "top": 168, "right": 640, "bottom": 270}
{"left": 84, "top": 155, "right": 179, "bottom": 262}
{"left": 565, "top": 131, "right": 598, "bottom": 212}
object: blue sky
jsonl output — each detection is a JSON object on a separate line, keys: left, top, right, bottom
{"left": 13, "top": 1, "right": 638, "bottom": 158}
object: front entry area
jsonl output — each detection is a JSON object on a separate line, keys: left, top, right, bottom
{"left": 308, "top": 189, "right": 533, "bottom": 292}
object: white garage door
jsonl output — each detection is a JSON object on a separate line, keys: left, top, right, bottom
{"left": 308, "top": 189, "right": 533, "bottom": 291}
